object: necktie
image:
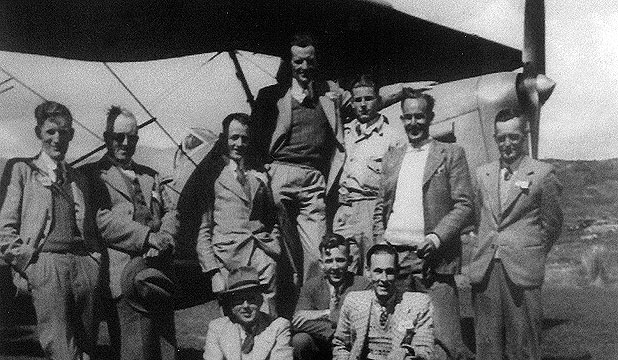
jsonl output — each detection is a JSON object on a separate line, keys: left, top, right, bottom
{"left": 330, "top": 287, "right": 341, "bottom": 312}
{"left": 131, "top": 176, "right": 153, "bottom": 226}
{"left": 241, "top": 329, "right": 255, "bottom": 354}
{"left": 502, "top": 166, "right": 513, "bottom": 181}
{"left": 379, "top": 306, "right": 389, "bottom": 328}
{"left": 54, "top": 167, "right": 64, "bottom": 185}
{"left": 235, "top": 165, "right": 252, "bottom": 199}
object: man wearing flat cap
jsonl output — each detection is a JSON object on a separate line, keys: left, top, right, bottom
{"left": 81, "top": 106, "right": 177, "bottom": 360}
{"left": 203, "top": 266, "right": 293, "bottom": 360}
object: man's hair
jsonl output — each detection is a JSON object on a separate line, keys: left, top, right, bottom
{"left": 34, "top": 101, "right": 73, "bottom": 128}
{"left": 319, "top": 233, "right": 350, "bottom": 255}
{"left": 221, "top": 112, "right": 251, "bottom": 139}
{"left": 495, "top": 108, "right": 524, "bottom": 125}
{"left": 290, "top": 33, "right": 315, "bottom": 50}
{"left": 401, "top": 92, "right": 435, "bottom": 114}
{"left": 366, "top": 243, "right": 399, "bottom": 271}
{"left": 105, "top": 105, "right": 136, "bottom": 133}
{"left": 351, "top": 74, "right": 380, "bottom": 95}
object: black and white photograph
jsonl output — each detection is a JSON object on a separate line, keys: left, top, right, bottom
{"left": 0, "top": 0, "right": 616, "bottom": 359}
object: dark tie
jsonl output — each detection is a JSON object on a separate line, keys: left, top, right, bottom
{"left": 241, "top": 330, "right": 255, "bottom": 354}
{"left": 503, "top": 166, "right": 513, "bottom": 181}
{"left": 379, "top": 306, "right": 389, "bottom": 328}
{"left": 54, "top": 167, "right": 64, "bottom": 185}
{"left": 235, "top": 165, "right": 252, "bottom": 199}
{"left": 131, "top": 176, "right": 153, "bottom": 226}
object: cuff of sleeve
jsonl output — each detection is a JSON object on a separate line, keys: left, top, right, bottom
{"left": 426, "top": 233, "right": 441, "bottom": 249}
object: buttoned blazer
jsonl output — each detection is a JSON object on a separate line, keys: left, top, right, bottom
{"left": 203, "top": 313, "right": 293, "bottom": 360}
{"left": 373, "top": 141, "right": 474, "bottom": 274}
{"left": 196, "top": 163, "right": 280, "bottom": 273}
{"left": 0, "top": 155, "right": 100, "bottom": 272}
{"left": 468, "top": 156, "right": 563, "bottom": 288}
{"left": 332, "top": 290, "right": 434, "bottom": 360}
{"left": 252, "top": 81, "right": 348, "bottom": 195}
{"left": 81, "top": 156, "right": 174, "bottom": 297}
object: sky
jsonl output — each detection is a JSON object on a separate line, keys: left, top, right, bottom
{"left": 0, "top": 0, "right": 617, "bottom": 161}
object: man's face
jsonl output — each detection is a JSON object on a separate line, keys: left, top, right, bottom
{"left": 367, "top": 252, "right": 397, "bottom": 299}
{"left": 495, "top": 117, "right": 526, "bottom": 165}
{"left": 106, "top": 115, "right": 138, "bottom": 164}
{"left": 230, "top": 290, "right": 263, "bottom": 327}
{"left": 290, "top": 45, "right": 316, "bottom": 87}
{"left": 352, "top": 86, "right": 380, "bottom": 125}
{"left": 227, "top": 119, "right": 249, "bottom": 161}
{"left": 319, "top": 245, "right": 351, "bottom": 286}
{"left": 401, "top": 98, "right": 432, "bottom": 145}
{"left": 39, "top": 117, "right": 73, "bottom": 162}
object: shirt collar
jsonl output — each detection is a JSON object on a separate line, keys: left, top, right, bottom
{"left": 39, "top": 151, "right": 59, "bottom": 173}
{"left": 354, "top": 114, "right": 386, "bottom": 138}
{"left": 291, "top": 78, "right": 313, "bottom": 103}
{"left": 501, "top": 156, "right": 524, "bottom": 173}
{"left": 406, "top": 137, "right": 433, "bottom": 152}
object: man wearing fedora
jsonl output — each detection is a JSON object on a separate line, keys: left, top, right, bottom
{"left": 203, "top": 266, "right": 293, "bottom": 360}
{"left": 82, "top": 106, "right": 177, "bottom": 360}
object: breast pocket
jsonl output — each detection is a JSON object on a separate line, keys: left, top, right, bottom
{"left": 365, "top": 156, "right": 383, "bottom": 189}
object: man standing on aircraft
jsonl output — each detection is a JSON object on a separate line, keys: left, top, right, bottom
{"left": 373, "top": 93, "right": 474, "bottom": 359}
{"left": 251, "top": 34, "right": 415, "bottom": 296}
{"left": 333, "top": 74, "right": 405, "bottom": 274}
{"left": 82, "top": 106, "right": 177, "bottom": 360}
{"left": 291, "top": 233, "right": 370, "bottom": 359}
{"left": 185, "top": 113, "right": 280, "bottom": 314}
{"left": 0, "top": 101, "right": 101, "bottom": 359}
{"left": 333, "top": 243, "right": 434, "bottom": 360}
{"left": 468, "top": 108, "right": 562, "bottom": 360}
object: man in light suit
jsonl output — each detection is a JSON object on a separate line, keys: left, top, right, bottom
{"left": 82, "top": 106, "right": 177, "bottom": 360}
{"left": 333, "top": 243, "right": 434, "bottom": 360}
{"left": 188, "top": 113, "right": 280, "bottom": 313}
{"left": 468, "top": 108, "right": 563, "bottom": 360}
{"left": 203, "top": 266, "right": 293, "bottom": 360}
{"left": 0, "top": 101, "right": 101, "bottom": 359}
{"left": 373, "top": 94, "right": 474, "bottom": 359}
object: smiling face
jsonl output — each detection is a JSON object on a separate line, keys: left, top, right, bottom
{"left": 229, "top": 290, "right": 263, "bottom": 327}
{"left": 320, "top": 245, "right": 351, "bottom": 286}
{"left": 106, "top": 114, "right": 139, "bottom": 164}
{"left": 38, "top": 117, "right": 73, "bottom": 162}
{"left": 400, "top": 97, "right": 432, "bottom": 146}
{"left": 495, "top": 117, "right": 526, "bottom": 165}
{"left": 226, "top": 119, "right": 249, "bottom": 161}
{"left": 290, "top": 45, "right": 316, "bottom": 87}
{"left": 367, "top": 252, "right": 397, "bottom": 300}
{"left": 352, "top": 86, "right": 380, "bottom": 125}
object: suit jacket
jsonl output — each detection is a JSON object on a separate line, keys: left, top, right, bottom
{"left": 196, "top": 159, "right": 280, "bottom": 273}
{"left": 0, "top": 155, "right": 101, "bottom": 273}
{"left": 203, "top": 313, "right": 293, "bottom": 360}
{"left": 251, "top": 80, "right": 349, "bottom": 195}
{"left": 373, "top": 141, "right": 474, "bottom": 275}
{"left": 468, "top": 156, "right": 563, "bottom": 288}
{"left": 333, "top": 290, "right": 434, "bottom": 360}
{"left": 81, "top": 155, "right": 176, "bottom": 298}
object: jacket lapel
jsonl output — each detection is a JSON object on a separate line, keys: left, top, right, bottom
{"left": 269, "top": 89, "right": 292, "bottom": 152}
{"left": 100, "top": 162, "right": 133, "bottom": 202}
{"left": 319, "top": 93, "right": 344, "bottom": 147}
{"left": 218, "top": 167, "right": 250, "bottom": 203}
{"left": 422, "top": 143, "right": 445, "bottom": 186}
{"left": 224, "top": 319, "right": 242, "bottom": 360}
{"left": 136, "top": 172, "right": 154, "bottom": 206}
{"left": 501, "top": 156, "right": 534, "bottom": 216}
{"left": 31, "top": 156, "right": 53, "bottom": 210}
{"left": 482, "top": 162, "right": 501, "bottom": 222}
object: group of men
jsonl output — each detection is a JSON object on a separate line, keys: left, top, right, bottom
{"left": 0, "top": 33, "right": 562, "bottom": 360}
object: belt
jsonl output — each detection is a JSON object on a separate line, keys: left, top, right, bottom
{"left": 338, "top": 192, "right": 377, "bottom": 205}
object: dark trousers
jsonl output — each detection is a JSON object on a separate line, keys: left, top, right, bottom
{"left": 106, "top": 296, "right": 176, "bottom": 360}
{"left": 472, "top": 260, "right": 542, "bottom": 360}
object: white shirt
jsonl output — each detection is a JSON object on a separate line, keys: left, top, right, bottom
{"left": 383, "top": 141, "right": 432, "bottom": 247}
{"left": 291, "top": 78, "right": 309, "bottom": 103}
{"left": 39, "top": 151, "right": 65, "bottom": 183}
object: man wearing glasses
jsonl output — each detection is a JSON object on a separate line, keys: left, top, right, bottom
{"left": 82, "top": 106, "right": 177, "bottom": 360}
{"left": 373, "top": 94, "right": 475, "bottom": 359}
{"left": 468, "top": 109, "right": 562, "bottom": 359}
